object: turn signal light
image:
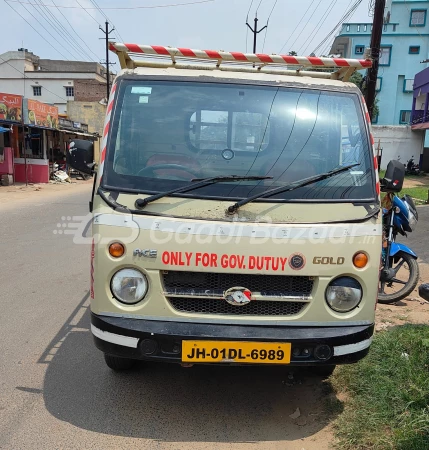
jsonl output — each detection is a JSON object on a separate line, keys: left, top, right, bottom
{"left": 109, "top": 242, "right": 125, "bottom": 258}
{"left": 353, "top": 252, "right": 368, "bottom": 268}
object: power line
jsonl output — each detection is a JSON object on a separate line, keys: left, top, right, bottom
{"left": 261, "top": 0, "right": 278, "bottom": 52}
{"left": 88, "top": 0, "right": 125, "bottom": 43}
{"left": 255, "top": 0, "right": 264, "bottom": 14}
{"left": 51, "top": 0, "right": 100, "bottom": 61}
{"left": 287, "top": 0, "right": 323, "bottom": 54}
{"left": 75, "top": 0, "right": 100, "bottom": 25}
{"left": 8, "top": 0, "right": 215, "bottom": 9}
{"left": 313, "top": 0, "right": 361, "bottom": 54}
{"left": 28, "top": 0, "right": 89, "bottom": 61}
{"left": 311, "top": 0, "right": 362, "bottom": 55}
{"left": 17, "top": 0, "right": 81, "bottom": 60}
{"left": 34, "top": 0, "right": 95, "bottom": 61}
{"left": 246, "top": 0, "right": 255, "bottom": 53}
{"left": 299, "top": 0, "right": 339, "bottom": 54}
{"left": 4, "top": 0, "right": 70, "bottom": 60}
{"left": 278, "top": 0, "right": 315, "bottom": 54}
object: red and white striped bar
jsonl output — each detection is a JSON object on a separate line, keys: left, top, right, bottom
{"left": 109, "top": 42, "right": 372, "bottom": 69}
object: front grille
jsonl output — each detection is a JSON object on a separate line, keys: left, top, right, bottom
{"left": 162, "top": 271, "right": 314, "bottom": 298}
{"left": 168, "top": 297, "right": 307, "bottom": 316}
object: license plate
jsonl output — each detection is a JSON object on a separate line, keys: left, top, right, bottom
{"left": 182, "top": 340, "right": 291, "bottom": 364}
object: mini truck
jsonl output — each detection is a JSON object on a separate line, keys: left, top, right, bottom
{"left": 68, "top": 43, "right": 399, "bottom": 376}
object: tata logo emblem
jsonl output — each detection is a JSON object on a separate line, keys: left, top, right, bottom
{"left": 224, "top": 287, "right": 252, "bottom": 306}
{"left": 133, "top": 249, "right": 157, "bottom": 258}
{"left": 289, "top": 253, "right": 306, "bottom": 270}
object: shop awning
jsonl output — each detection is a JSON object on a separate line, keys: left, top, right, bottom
{"left": 0, "top": 126, "right": 10, "bottom": 133}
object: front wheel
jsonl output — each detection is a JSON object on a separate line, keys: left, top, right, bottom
{"left": 378, "top": 252, "right": 419, "bottom": 304}
{"left": 104, "top": 353, "right": 137, "bottom": 371}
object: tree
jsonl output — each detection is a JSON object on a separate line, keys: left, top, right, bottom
{"left": 288, "top": 51, "right": 297, "bottom": 56}
{"left": 349, "top": 72, "right": 380, "bottom": 121}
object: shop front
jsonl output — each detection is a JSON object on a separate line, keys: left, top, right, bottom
{"left": 14, "top": 99, "right": 60, "bottom": 183}
{"left": 0, "top": 93, "right": 22, "bottom": 183}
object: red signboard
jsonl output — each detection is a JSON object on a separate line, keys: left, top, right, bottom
{"left": 27, "top": 99, "right": 59, "bottom": 129}
{"left": 0, "top": 93, "right": 23, "bottom": 122}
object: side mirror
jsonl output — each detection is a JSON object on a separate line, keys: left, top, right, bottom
{"left": 67, "top": 139, "right": 95, "bottom": 175}
{"left": 380, "top": 159, "right": 405, "bottom": 193}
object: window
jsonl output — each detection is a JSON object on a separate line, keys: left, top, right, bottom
{"left": 399, "top": 110, "right": 412, "bottom": 124}
{"left": 379, "top": 46, "right": 392, "bottom": 66}
{"left": 32, "top": 86, "right": 41, "bottom": 96}
{"left": 65, "top": 87, "right": 74, "bottom": 97}
{"left": 355, "top": 45, "right": 365, "bottom": 55}
{"left": 376, "top": 77, "right": 382, "bottom": 92}
{"left": 410, "top": 9, "right": 426, "bottom": 26}
{"left": 393, "top": 24, "right": 397, "bottom": 31}
{"left": 409, "top": 45, "right": 420, "bottom": 54}
{"left": 189, "top": 110, "right": 270, "bottom": 152}
{"left": 383, "top": 24, "right": 387, "bottom": 31}
{"left": 364, "top": 25, "right": 367, "bottom": 31}
{"left": 357, "top": 25, "right": 360, "bottom": 32}
{"left": 404, "top": 79, "right": 414, "bottom": 92}
{"left": 346, "top": 25, "right": 350, "bottom": 31}
{"left": 106, "top": 81, "right": 375, "bottom": 202}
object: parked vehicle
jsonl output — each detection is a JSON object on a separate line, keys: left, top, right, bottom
{"left": 67, "top": 42, "right": 397, "bottom": 376}
{"left": 405, "top": 156, "right": 421, "bottom": 176}
{"left": 379, "top": 160, "right": 419, "bottom": 304}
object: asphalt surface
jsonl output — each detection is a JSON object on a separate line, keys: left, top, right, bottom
{"left": 0, "top": 187, "right": 335, "bottom": 450}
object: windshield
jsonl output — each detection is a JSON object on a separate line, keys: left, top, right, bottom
{"left": 103, "top": 79, "right": 375, "bottom": 202}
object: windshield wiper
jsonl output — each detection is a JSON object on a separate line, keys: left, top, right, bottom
{"left": 227, "top": 163, "right": 360, "bottom": 214}
{"left": 135, "top": 175, "right": 272, "bottom": 209}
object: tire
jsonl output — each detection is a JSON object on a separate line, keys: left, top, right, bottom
{"left": 310, "top": 365, "right": 336, "bottom": 378}
{"left": 378, "top": 252, "right": 419, "bottom": 304}
{"left": 104, "top": 353, "right": 136, "bottom": 371}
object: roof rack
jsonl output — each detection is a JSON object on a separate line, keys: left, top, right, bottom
{"left": 109, "top": 42, "right": 372, "bottom": 81}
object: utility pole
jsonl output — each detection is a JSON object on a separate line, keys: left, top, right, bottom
{"left": 365, "top": 0, "right": 386, "bottom": 120}
{"left": 99, "top": 21, "right": 115, "bottom": 100}
{"left": 246, "top": 15, "right": 267, "bottom": 53}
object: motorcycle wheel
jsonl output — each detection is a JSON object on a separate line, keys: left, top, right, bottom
{"left": 378, "top": 252, "right": 419, "bottom": 304}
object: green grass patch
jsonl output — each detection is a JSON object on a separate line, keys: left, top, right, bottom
{"left": 331, "top": 325, "right": 429, "bottom": 450}
{"left": 400, "top": 186, "right": 429, "bottom": 202}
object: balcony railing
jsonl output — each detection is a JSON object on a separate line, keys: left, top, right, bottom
{"left": 411, "top": 110, "right": 429, "bottom": 125}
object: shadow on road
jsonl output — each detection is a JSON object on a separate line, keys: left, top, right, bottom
{"left": 41, "top": 294, "right": 342, "bottom": 443}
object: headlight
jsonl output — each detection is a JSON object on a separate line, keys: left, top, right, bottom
{"left": 407, "top": 209, "right": 418, "bottom": 231}
{"left": 111, "top": 268, "right": 148, "bottom": 304}
{"left": 325, "top": 277, "right": 362, "bottom": 313}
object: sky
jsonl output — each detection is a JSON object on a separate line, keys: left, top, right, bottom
{"left": 0, "top": 0, "right": 373, "bottom": 68}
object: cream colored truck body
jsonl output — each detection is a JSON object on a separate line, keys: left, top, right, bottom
{"left": 87, "top": 52, "right": 380, "bottom": 368}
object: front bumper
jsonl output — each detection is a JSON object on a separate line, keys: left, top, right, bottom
{"left": 91, "top": 313, "right": 374, "bottom": 366}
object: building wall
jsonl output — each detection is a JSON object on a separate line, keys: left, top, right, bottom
{"left": 0, "top": 51, "right": 106, "bottom": 115}
{"left": 331, "top": 0, "right": 429, "bottom": 126}
{"left": 372, "top": 125, "right": 424, "bottom": 168}
{"left": 74, "top": 79, "right": 108, "bottom": 102}
{"left": 67, "top": 101, "right": 106, "bottom": 161}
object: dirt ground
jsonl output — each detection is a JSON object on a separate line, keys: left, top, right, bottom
{"left": 0, "top": 178, "right": 93, "bottom": 211}
{"left": 376, "top": 261, "right": 429, "bottom": 330}
{"left": 402, "top": 175, "right": 429, "bottom": 188}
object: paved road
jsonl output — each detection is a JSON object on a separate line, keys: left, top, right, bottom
{"left": 0, "top": 187, "right": 333, "bottom": 450}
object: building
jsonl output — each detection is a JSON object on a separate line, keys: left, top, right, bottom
{"left": 330, "top": 0, "right": 429, "bottom": 126}
{"left": 0, "top": 49, "right": 108, "bottom": 115}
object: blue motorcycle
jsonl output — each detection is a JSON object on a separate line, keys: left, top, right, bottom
{"left": 379, "top": 162, "right": 419, "bottom": 303}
